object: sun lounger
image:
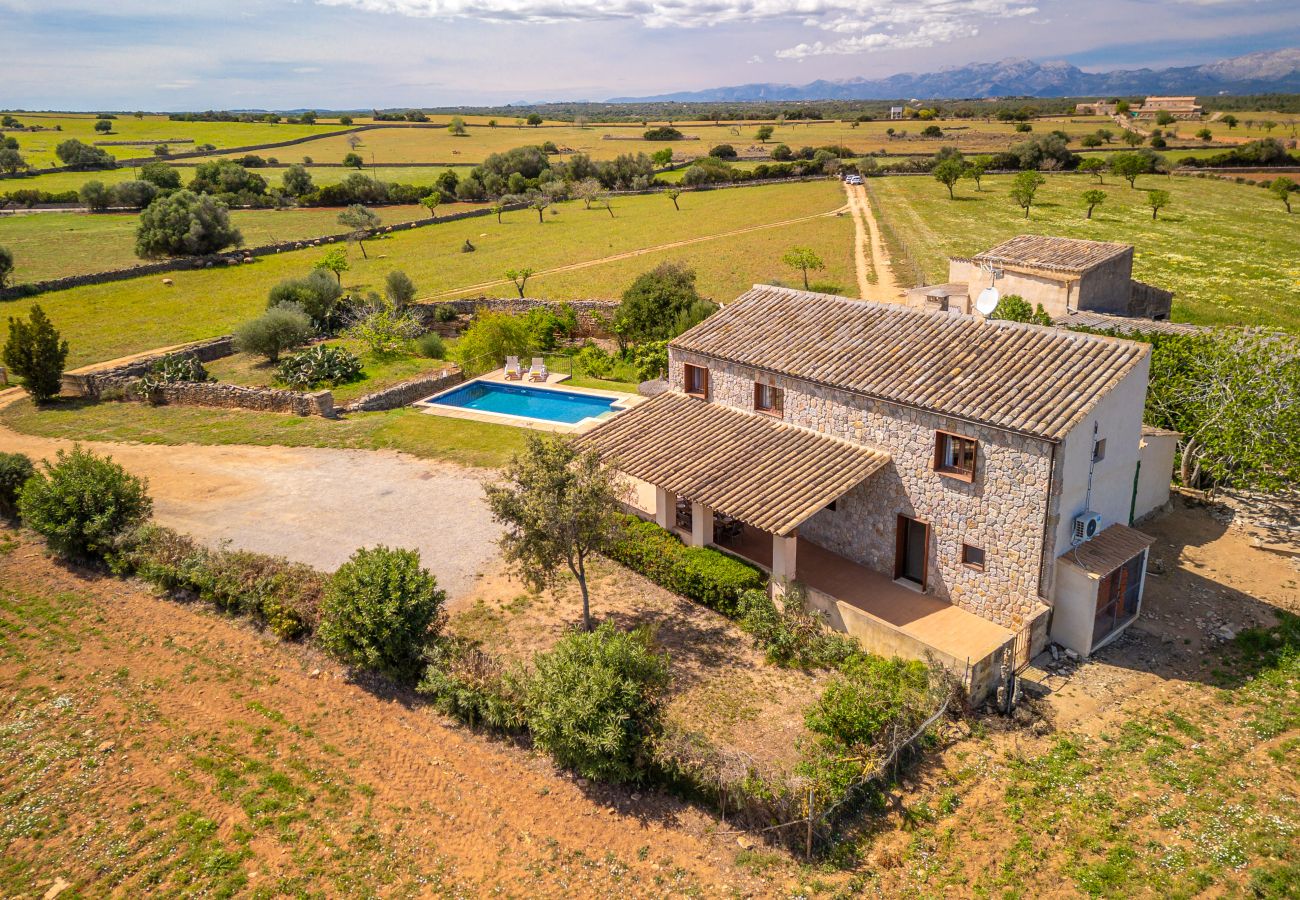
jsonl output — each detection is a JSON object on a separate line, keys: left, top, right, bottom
{"left": 504, "top": 356, "right": 523, "bottom": 380}
{"left": 527, "top": 358, "right": 548, "bottom": 382}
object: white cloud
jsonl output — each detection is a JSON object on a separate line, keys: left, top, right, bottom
{"left": 746, "top": 54, "right": 763, "bottom": 64}
{"left": 316, "top": 0, "right": 1040, "bottom": 58}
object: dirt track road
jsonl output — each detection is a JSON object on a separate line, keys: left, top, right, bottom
{"left": 844, "top": 181, "right": 902, "bottom": 303}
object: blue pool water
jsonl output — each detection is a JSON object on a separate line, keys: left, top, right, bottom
{"left": 427, "top": 381, "right": 621, "bottom": 424}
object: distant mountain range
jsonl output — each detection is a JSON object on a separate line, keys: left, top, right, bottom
{"left": 609, "top": 48, "right": 1300, "bottom": 103}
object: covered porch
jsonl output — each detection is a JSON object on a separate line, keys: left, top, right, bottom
{"left": 587, "top": 392, "right": 1015, "bottom": 698}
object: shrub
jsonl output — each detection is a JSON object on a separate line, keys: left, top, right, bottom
{"left": 110, "top": 179, "right": 159, "bottom": 210}
{"left": 3, "top": 304, "right": 69, "bottom": 404}
{"left": 418, "top": 639, "right": 525, "bottom": 731}
{"left": 126, "top": 526, "right": 324, "bottom": 639}
{"left": 266, "top": 269, "right": 344, "bottom": 329}
{"left": 415, "top": 332, "right": 446, "bottom": 359}
{"left": 0, "top": 452, "right": 35, "bottom": 517}
{"left": 799, "top": 654, "right": 936, "bottom": 795}
{"left": 736, "top": 588, "right": 858, "bottom": 669}
{"left": 643, "top": 126, "right": 683, "bottom": 141}
{"left": 990, "top": 293, "right": 1052, "bottom": 325}
{"left": 139, "top": 353, "right": 210, "bottom": 397}
{"left": 574, "top": 343, "right": 613, "bottom": 379}
{"left": 346, "top": 296, "right": 422, "bottom": 355}
{"left": 384, "top": 269, "right": 417, "bottom": 307}
{"left": 18, "top": 446, "right": 152, "bottom": 561}
{"left": 276, "top": 343, "right": 362, "bottom": 388}
{"left": 605, "top": 514, "right": 765, "bottom": 616}
{"left": 627, "top": 340, "right": 668, "bottom": 381}
{"left": 524, "top": 623, "right": 670, "bottom": 783}
{"left": 234, "top": 305, "right": 314, "bottom": 363}
{"left": 318, "top": 546, "right": 446, "bottom": 680}
{"left": 430, "top": 303, "right": 459, "bottom": 323}
{"left": 451, "top": 311, "right": 532, "bottom": 375}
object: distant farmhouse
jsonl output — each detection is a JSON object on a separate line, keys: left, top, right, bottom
{"left": 585, "top": 285, "right": 1176, "bottom": 699}
{"left": 1075, "top": 101, "right": 1119, "bottom": 116}
{"left": 889, "top": 106, "right": 905, "bottom": 120}
{"left": 1134, "top": 96, "right": 1202, "bottom": 119}
{"left": 904, "top": 235, "right": 1191, "bottom": 333}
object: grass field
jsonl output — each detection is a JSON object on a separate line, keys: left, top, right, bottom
{"left": 0, "top": 205, "right": 432, "bottom": 283}
{"left": 868, "top": 171, "right": 1300, "bottom": 331}
{"left": 2, "top": 180, "right": 850, "bottom": 368}
{"left": 0, "top": 112, "right": 336, "bottom": 168}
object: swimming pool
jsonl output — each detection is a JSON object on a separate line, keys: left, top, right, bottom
{"left": 423, "top": 380, "right": 624, "bottom": 425}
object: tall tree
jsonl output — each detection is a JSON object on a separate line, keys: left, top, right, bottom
{"left": 1010, "top": 171, "right": 1045, "bottom": 218}
{"left": 781, "top": 247, "right": 825, "bottom": 289}
{"left": 1081, "top": 189, "right": 1106, "bottom": 219}
{"left": 484, "top": 435, "right": 626, "bottom": 631}
{"left": 338, "top": 204, "right": 381, "bottom": 258}
{"left": 1146, "top": 189, "right": 1170, "bottom": 220}
{"left": 3, "top": 305, "right": 69, "bottom": 404}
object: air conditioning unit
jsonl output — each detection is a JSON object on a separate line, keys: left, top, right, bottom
{"left": 1072, "top": 511, "right": 1103, "bottom": 545}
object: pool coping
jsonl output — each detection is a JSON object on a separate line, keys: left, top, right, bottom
{"left": 415, "top": 370, "right": 644, "bottom": 433}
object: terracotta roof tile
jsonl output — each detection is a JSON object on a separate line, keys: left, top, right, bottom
{"left": 1060, "top": 524, "right": 1155, "bottom": 577}
{"left": 671, "top": 286, "right": 1150, "bottom": 441}
{"left": 974, "top": 235, "right": 1130, "bottom": 273}
{"left": 580, "top": 391, "right": 890, "bottom": 536}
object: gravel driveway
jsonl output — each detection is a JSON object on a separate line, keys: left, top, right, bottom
{"left": 0, "top": 427, "right": 502, "bottom": 598}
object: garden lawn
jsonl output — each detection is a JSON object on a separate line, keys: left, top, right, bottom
{"left": 868, "top": 172, "right": 1300, "bottom": 331}
{"left": 4, "top": 180, "right": 848, "bottom": 368}
{"left": 0, "top": 205, "right": 429, "bottom": 284}
{"left": 204, "top": 338, "right": 451, "bottom": 405}
{"left": 0, "top": 398, "right": 527, "bottom": 470}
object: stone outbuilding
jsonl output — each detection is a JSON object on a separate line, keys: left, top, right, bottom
{"left": 583, "top": 286, "right": 1169, "bottom": 700}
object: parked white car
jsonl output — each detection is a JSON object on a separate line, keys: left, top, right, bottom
{"left": 844, "top": 174, "right": 863, "bottom": 185}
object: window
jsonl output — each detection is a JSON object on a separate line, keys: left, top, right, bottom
{"left": 824, "top": 500, "right": 838, "bottom": 513}
{"left": 1092, "top": 438, "right": 1107, "bottom": 462}
{"left": 934, "top": 431, "right": 977, "bottom": 481}
{"left": 961, "top": 544, "right": 986, "bottom": 571}
{"left": 753, "top": 381, "right": 784, "bottom": 416}
{"left": 684, "top": 364, "right": 709, "bottom": 398}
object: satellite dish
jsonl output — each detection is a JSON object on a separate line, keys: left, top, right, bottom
{"left": 976, "top": 287, "right": 1000, "bottom": 315}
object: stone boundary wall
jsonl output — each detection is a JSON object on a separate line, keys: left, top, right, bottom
{"left": 147, "top": 382, "right": 334, "bottom": 417}
{"left": 340, "top": 367, "right": 464, "bottom": 412}
{"left": 420, "top": 298, "right": 619, "bottom": 336}
{"left": 64, "top": 336, "right": 236, "bottom": 397}
{"left": 93, "top": 139, "right": 196, "bottom": 146}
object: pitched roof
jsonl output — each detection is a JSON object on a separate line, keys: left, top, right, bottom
{"left": 973, "top": 235, "right": 1130, "bottom": 274}
{"left": 1055, "top": 310, "right": 1204, "bottom": 336}
{"left": 671, "top": 286, "right": 1150, "bottom": 442}
{"left": 1060, "top": 524, "right": 1155, "bottom": 578}
{"left": 580, "top": 391, "right": 890, "bottom": 536}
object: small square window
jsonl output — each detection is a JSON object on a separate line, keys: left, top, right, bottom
{"left": 1092, "top": 438, "right": 1107, "bottom": 462}
{"left": 754, "top": 381, "right": 784, "bottom": 416}
{"left": 684, "top": 364, "right": 709, "bottom": 398}
{"left": 935, "top": 431, "right": 977, "bottom": 481}
{"left": 962, "top": 544, "right": 986, "bottom": 571}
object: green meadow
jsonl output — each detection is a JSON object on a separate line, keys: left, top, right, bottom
{"left": 868, "top": 171, "right": 1300, "bottom": 331}
{"left": 2, "top": 180, "right": 850, "bottom": 368}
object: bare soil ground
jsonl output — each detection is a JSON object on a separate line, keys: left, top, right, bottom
{"left": 448, "top": 557, "right": 829, "bottom": 778}
{"left": 844, "top": 181, "right": 902, "bottom": 303}
{"left": 0, "top": 498, "right": 1294, "bottom": 898}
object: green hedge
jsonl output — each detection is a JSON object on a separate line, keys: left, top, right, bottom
{"left": 605, "top": 514, "right": 766, "bottom": 616}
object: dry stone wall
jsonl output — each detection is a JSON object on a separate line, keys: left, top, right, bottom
{"left": 422, "top": 298, "right": 620, "bottom": 337}
{"left": 670, "top": 350, "right": 1055, "bottom": 630}
{"left": 340, "top": 368, "right": 463, "bottom": 413}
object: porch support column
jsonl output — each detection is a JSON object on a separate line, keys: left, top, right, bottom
{"left": 771, "top": 531, "right": 798, "bottom": 584}
{"left": 690, "top": 501, "right": 712, "bottom": 548}
{"left": 654, "top": 486, "right": 675, "bottom": 530}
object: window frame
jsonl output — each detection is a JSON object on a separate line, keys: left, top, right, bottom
{"left": 753, "top": 380, "right": 784, "bottom": 417}
{"left": 683, "top": 363, "right": 709, "bottom": 399}
{"left": 961, "top": 543, "right": 986, "bottom": 572}
{"left": 934, "top": 430, "right": 978, "bottom": 482}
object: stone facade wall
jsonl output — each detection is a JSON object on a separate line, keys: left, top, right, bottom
{"left": 340, "top": 367, "right": 463, "bottom": 413}
{"left": 669, "top": 350, "right": 1056, "bottom": 630}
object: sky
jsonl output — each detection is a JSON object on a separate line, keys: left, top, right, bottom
{"left": 1, "top": 0, "right": 1298, "bottom": 109}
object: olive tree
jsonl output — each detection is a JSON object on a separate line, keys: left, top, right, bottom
{"left": 781, "top": 247, "right": 825, "bottom": 289}
{"left": 233, "top": 305, "right": 314, "bottom": 363}
{"left": 338, "top": 204, "right": 381, "bottom": 258}
{"left": 484, "top": 435, "right": 627, "bottom": 631}
{"left": 134, "top": 190, "right": 242, "bottom": 258}
{"left": 282, "top": 164, "right": 314, "bottom": 197}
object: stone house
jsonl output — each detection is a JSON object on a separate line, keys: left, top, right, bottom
{"left": 905, "top": 235, "right": 1174, "bottom": 322}
{"left": 584, "top": 286, "right": 1171, "bottom": 699}
{"left": 1134, "top": 96, "right": 1202, "bottom": 119}
{"left": 1075, "top": 101, "right": 1119, "bottom": 116}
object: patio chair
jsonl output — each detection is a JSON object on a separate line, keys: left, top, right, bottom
{"left": 504, "top": 356, "right": 523, "bottom": 380}
{"left": 527, "top": 358, "right": 549, "bottom": 382}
